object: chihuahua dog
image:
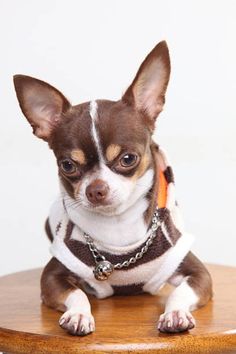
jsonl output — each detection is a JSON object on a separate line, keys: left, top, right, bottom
{"left": 14, "top": 41, "right": 212, "bottom": 336}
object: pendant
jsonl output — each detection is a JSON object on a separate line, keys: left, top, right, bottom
{"left": 93, "top": 260, "right": 114, "bottom": 281}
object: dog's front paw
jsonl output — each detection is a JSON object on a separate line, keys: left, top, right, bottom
{"left": 59, "top": 310, "right": 95, "bottom": 336}
{"left": 157, "top": 310, "right": 195, "bottom": 333}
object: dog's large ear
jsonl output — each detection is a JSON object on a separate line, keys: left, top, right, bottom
{"left": 13, "top": 75, "right": 71, "bottom": 141}
{"left": 122, "top": 41, "right": 170, "bottom": 125}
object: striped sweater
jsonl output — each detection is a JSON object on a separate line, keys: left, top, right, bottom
{"left": 49, "top": 147, "right": 194, "bottom": 299}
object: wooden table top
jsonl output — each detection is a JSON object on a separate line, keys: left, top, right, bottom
{"left": 0, "top": 264, "right": 236, "bottom": 353}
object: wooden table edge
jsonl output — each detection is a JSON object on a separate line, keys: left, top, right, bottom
{"left": 1, "top": 326, "right": 236, "bottom": 353}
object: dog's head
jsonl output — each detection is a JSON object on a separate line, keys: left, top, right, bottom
{"left": 14, "top": 41, "right": 170, "bottom": 216}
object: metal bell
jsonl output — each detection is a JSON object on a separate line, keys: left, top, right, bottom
{"left": 93, "top": 260, "right": 114, "bottom": 281}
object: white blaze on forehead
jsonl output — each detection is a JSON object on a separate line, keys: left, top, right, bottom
{"left": 89, "top": 100, "right": 104, "bottom": 163}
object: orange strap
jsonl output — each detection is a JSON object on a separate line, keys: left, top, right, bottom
{"left": 157, "top": 170, "right": 168, "bottom": 208}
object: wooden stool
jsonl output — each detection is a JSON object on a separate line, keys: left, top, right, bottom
{"left": 0, "top": 264, "right": 235, "bottom": 353}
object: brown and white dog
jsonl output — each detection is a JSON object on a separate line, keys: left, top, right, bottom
{"left": 13, "top": 41, "right": 212, "bottom": 336}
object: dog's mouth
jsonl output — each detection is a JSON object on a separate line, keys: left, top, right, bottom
{"left": 86, "top": 203, "right": 120, "bottom": 216}
{"left": 78, "top": 197, "right": 125, "bottom": 216}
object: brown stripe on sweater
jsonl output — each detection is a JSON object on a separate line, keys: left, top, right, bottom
{"left": 164, "top": 166, "right": 175, "bottom": 184}
{"left": 157, "top": 207, "right": 167, "bottom": 221}
{"left": 64, "top": 223, "right": 171, "bottom": 270}
{"left": 163, "top": 209, "right": 181, "bottom": 244}
{"left": 144, "top": 142, "right": 159, "bottom": 226}
{"left": 65, "top": 221, "right": 74, "bottom": 240}
{"left": 55, "top": 221, "right": 62, "bottom": 235}
{"left": 112, "top": 283, "right": 145, "bottom": 296}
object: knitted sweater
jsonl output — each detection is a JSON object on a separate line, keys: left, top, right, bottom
{"left": 49, "top": 147, "right": 194, "bottom": 299}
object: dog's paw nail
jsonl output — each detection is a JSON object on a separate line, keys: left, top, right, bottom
{"left": 89, "top": 323, "right": 95, "bottom": 332}
{"left": 79, "top": 325, "right": 85, "bottom": 334}
{"left": 59, "top": 317, "right": 66, "bottom": 326}
{"left": 73, "top": 323, "right": 78, "bottom": 333}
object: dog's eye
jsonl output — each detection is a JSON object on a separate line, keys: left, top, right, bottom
{"left": 60, "top": 159, "right": 77, "bottom": 174}
{"left": 120, "top": 153, "right": 138, "bottom": 167}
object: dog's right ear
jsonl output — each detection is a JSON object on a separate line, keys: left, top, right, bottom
{"left": 13, "top": 75, "right": 71, "bottom": 141}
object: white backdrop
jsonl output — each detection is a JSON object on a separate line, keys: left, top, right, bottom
{"left": 0, "top": 0, "right": 235, "bottom": 276}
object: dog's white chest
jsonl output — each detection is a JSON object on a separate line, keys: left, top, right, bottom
{"left": 67, "top": 206, "right": 148, "bottom": 248}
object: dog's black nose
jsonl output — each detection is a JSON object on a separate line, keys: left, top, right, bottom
{"left": 86, "top": 179, "right": 109, "bottom": 205}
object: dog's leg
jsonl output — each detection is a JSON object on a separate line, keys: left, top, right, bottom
{"left": 158, "top": 252, "right": 212, "bottom": 333}
{"left": 41, "top": 257, "right": 95, "bottom": 336}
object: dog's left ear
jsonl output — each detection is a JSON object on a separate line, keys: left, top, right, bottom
{"left": 122, "top": 41, "right": 170, "bottom": 125}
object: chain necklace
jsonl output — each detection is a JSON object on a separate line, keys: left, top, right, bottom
{"left": 83, "top": 209, "right": 161, "bottom": 281}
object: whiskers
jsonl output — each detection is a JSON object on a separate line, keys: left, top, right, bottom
{"left": 61, "top": 195, "right": 83, "bottom": 212}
